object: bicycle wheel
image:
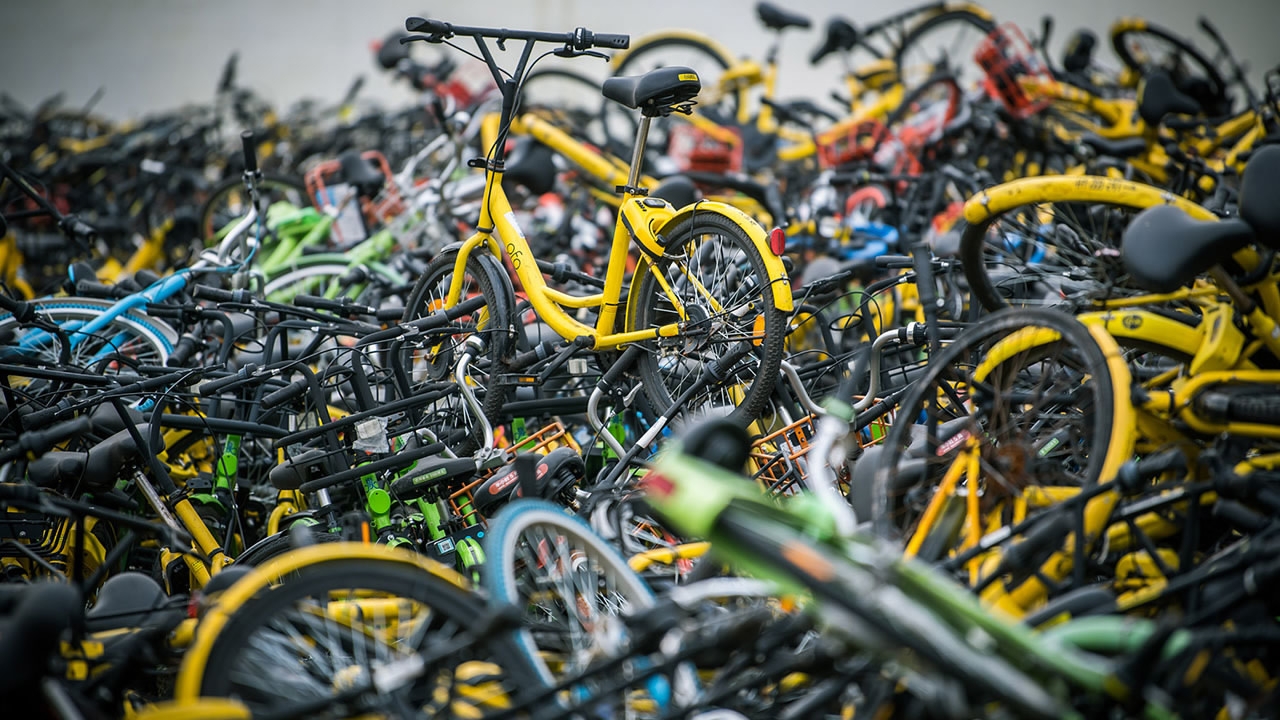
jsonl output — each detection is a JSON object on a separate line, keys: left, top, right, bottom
{"left": 232, "top": 526, "right": 342, "bottom": 566}
{"left": 871, "top": 308, "right": 1131, "bottom": 569}
{"left": 482, "top": 499, "right": 657, "bottom": 707}
{"left": 1109, "top": 19, "right": 1228, "bottom": 113}
{"left": 0, "top": 297, "right": 177, "bottom": 371}
{"left": 199, "top": 174, "right": 308, "bottom": 243}
{"left": 894, "top": 9, "right": 997, "bottom": 90}
{"left": 630, "top": 212, "right": 786, "bottom": 425}
{"left": 177, "top": 543, "right": 542, "bottom": 717}
{"left": 605, "top": 34, "right": 738, "bottom": 156}
{"left": 400, "top": 249, "right": 516, "bottom": 452}
{"left": 261, "top": 256, "right": 405, "bottom": 304}
{"left": 958, "top": 177, "right": 1214, "bottom": 312}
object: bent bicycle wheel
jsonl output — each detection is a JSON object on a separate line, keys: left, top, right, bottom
{"left": 630, "top": 212, "right": 787, "bottom": 426}
{"left": 177, "top": 543, "right": 542, "bottom": 717}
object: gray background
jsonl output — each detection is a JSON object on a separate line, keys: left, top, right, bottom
{"left": 1, "top": 0, "right": 1275, "bottom": 120}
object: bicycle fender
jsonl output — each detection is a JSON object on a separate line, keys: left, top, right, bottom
{"left": 655, "top": 200, "right": 793, "bottom": 312}
{"left": 963, "top": 177, "right": 1214, "bottom": 226}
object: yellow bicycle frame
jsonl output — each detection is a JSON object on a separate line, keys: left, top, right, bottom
{"left": 445, "top": 158, "right": 790, "bottom": 352}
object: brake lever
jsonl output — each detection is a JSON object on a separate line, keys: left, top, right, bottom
{"left": 553, "top": 47, "right": 608, "bottom": 61}
{"left": 399, "top": 34, "right": 443, "bottom": 46}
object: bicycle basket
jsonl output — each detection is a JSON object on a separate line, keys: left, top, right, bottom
{"left": 974, "top": 22, "right": 1054, "bottom": 119}
{"left": 667, "top": 122, "right": 743, "bottom": 174}
{"left": 304, "top": 151, "right": 405, "bottom": 245}
{"left": 816, "top": 119, "right": 888, "bottom": 169}
{"left": 750, "top": 404, "right": 894, "bottom": 497}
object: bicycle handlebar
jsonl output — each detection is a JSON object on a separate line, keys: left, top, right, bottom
{"left": 240, "top": 130, "right": 258, "bottom": 174}
{"left": 404, "top": 16, "right": 629, "bottom": 50}
{"left": 0, "top": 293, "right": 34, "bottom": 324}
{"left": 0, "top": 416, "right": 91, "bottom": 464}
{"left": 355, "top": 294, "right": 488, "bottom": 347}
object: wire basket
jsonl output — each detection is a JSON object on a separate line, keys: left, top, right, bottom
{"left": 816, "top": 119, "right": 887, "bottom": 169}
{"left": 974, "top": 22, "right": 1054, "bottom": 119}
{"left": 304, "top": 151, "right": 405, "bottom": 245}
{"left": 750, "top": 402, "right": 895, "bottom": 497}
{"left": 667, "top": 122, "right": 743, "bottom": 174}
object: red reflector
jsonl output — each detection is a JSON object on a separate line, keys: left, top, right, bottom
{"left": 640, "top": 472, "right": 675, "bottom": 498}
{"left": 768, "top": 227, "right": 786, "bottom": 256}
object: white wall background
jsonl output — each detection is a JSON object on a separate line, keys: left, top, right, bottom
{"left": 1, "top": 0, "right": 1275, "bottom": 121}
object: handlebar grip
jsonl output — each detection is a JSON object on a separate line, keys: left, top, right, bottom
{"left": 592, "top": 32, "right": 630, "bottom": 50}
{"left": 75, "top": 280, "right": 127, "bottom": 299}
{"left": 218, "top": 53, "right": 239, "bottom": 93}
{"left": 508, "top": 341, "right": 558, "bottom": 372}
{"left": 406, "top": 16, "right": 451, "bottom": 35}
{"left": 875, "top": 255, "right": 914, "bottom": 268}
{"left": 262, "top": 378, "right": 308, "bottom": 410}
{"left": 167, "top": 333, "right": 200, "bottom": 368}
{"left": 375, "top": 307, "right": 405, "bottom": 322}
{"left": 294, "top": 294, "right": 367, "bottom": 315}
{"left": 356, "top": 324, "right": 406, "bottom": 347}
{"left": 1002, "top": 513, "right": 1071, "bottom": 574}
{"left": 1197, "top": 16, "right": 1225, "bottom": 45}
{"left": 199, "top": 363, "right": 258, "bottom": 396}
{"left": 0, "top": 482, "right": 42, "bottom": 504}
{"left": 240, "top": 130, "right": 258, "bottom": 174}
{"left": 344, "top": 75, "right": 366, "bottom": 104}
{"left": 62, "top": 216, "right": 97, "bottom": 241}
{"left": 0, "top": 294, "right": 34, "bottom": 324}
{"left": 191, "top": 285, "right": 254, "bottom": 304}
{"left": 706, "top": 342, "right": 755, "bottom": 381}
{"left": 21, "top": 398, "right": 76, "bottom": 429}
{"left": 357, "top": 295, "right": 486, "bottom": 347}
{"left": 13, "top": 416, "right": 92, "bottom": 461}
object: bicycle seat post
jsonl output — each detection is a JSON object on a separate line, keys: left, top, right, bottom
{"left": 626, "top": 115, "right": 652, "bottom": 192}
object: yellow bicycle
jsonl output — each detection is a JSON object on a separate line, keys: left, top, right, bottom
{"left": 398, "top": 17, "right": 792, "bottom": 427}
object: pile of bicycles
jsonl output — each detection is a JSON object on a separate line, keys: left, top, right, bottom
{"left": 2, "top": 2, "right": 1280, "bottom": 718}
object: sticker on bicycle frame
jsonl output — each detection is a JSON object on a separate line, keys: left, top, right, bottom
{"left": 503, "top": 211, "right": 526, "bottom": 239}
{"left": 936, "top": 429, "right": 971, "bottom": 456}
{"left": 678, "top": 73, "right": 698, "bottom": 82}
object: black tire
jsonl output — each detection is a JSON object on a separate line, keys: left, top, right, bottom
{"left": 194, "top": 556, "right": 543, "bottom": 715}
{"left": 198, "top": 173, "right": 307, "bottom": 243}
{"left": 233, "top": 526, "right": 341, "bottom": 566}
{"left": 871, "top": 308, "right": 1124, "bottom": 558}
{"left": 894, "top": 10, "right": 997, "bottom": 90}
{"left": 1110, "top": 21, "right": 1229, "bottom": 114}
{"left": 630, "top": 212, "right": 786, "bottom": 426}
{"left": 400, "top": 249, "right": 516, "bottom": 453}
{"left": 958, "top": 196, "right": 1162, "bottom": 312}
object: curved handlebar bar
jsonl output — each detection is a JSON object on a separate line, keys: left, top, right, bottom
{"left": 404, "top": 16, "right": 628, "bottom": 50}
